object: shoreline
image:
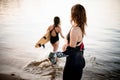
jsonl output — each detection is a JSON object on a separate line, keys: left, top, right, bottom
{"left": 0, "top": 73, "right": 28, "bottom": 80}
{"left": 0, "top": 69, "right": 120, "bottom": 80}
{"left": 82, "top": 69, "right": 120, "bottom": 80}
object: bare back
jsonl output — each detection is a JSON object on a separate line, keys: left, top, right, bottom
{"left": 48, "top": 25, "right": 61, "bottom": 37}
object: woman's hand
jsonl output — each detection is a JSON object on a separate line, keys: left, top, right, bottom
{"left": 62, "top": 44, "right": 67, "bottom": 52}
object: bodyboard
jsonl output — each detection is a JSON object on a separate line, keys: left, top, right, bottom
{"left": 35, "top": 31, "right": 50, "bottom": 48}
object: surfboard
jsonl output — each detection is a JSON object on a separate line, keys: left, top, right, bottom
{"left": 35, "top": 31, "right": 50, "bottom": 48}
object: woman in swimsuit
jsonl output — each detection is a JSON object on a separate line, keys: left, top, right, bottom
{"left": 49, "top": 4, "right": 87, "bottom": 79}
{"left": 61, "top": 4, "right": 87, "bottom": 80}
{"left": 48, "top": 4, "right": 87, "bottom": 80}
{"left": 47, "top": 16, "right": 64, "bottom": 52}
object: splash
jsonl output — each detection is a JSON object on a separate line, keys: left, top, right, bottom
{"left": 24, "top": 59, "right": 63, "bottom": 80}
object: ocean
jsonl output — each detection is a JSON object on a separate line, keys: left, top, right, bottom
{"left": 0, "top": 0, "right": 120, "bottom": 80}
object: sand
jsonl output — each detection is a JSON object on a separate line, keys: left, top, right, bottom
{"left": 0, "top": 69, "right": 120, "bottom": 80}
{"left": 0, "top": 73, "right": 28, "bottom": 80}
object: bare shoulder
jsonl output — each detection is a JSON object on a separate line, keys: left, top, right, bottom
{"left": 56, "top": 26, "right": 61, "bottom": 32}
{"left": 48, "top": 25, "right": 53, "bottom": 30}
{"left": 49, "top": 25, "right": 53, "bottom": 28}
{"left": 71, "top": 27, "right": 78, "bottom": 33}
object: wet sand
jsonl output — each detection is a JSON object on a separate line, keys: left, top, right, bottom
{"left": 0, "top": 58, "right": 120, "bottom": 80}
{"left": 0, "top": 73, "right": 28, "bottom": 80}
{"left": 0, "top": 69, "right": 120, "bottom": 80}
{"left": 82, "top": 69, "right": 120, "bottom": 80}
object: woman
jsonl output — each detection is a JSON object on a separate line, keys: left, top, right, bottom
{"left": 47, "top": 16, "right": 64, "bottom": 52}
{"left": 61, "top": 4, "right": 87, "bottom": 80}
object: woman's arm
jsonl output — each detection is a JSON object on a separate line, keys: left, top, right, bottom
{"left": 62, "top": 39, "right": 68, "bottom": 51}
{"left": 59, "top": 27, "right": 65, "bottom": 39}
{"left": 60, "top": 32, "right": 64, "bottom": 39}
{"left": 69, "top": 27, "right": 78, "bottom": 48}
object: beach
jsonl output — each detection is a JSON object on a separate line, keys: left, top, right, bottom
{"left": 0, "top": 0, "right": 120, "bottom": 80}
{"left": 0, "top": 73, "right": 27, "bottom": 80}
{"left": 0, "top": 68, "right": 120, "bottom": 80}
{"left": 0, "top": 54, "right": 120, "bottom": 80}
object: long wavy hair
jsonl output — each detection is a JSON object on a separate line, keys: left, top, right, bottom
{"left": 53, "top": 16, "right": 60, "bottom": 27}
{"left": 71, "top": 4, "right": 87, "bottom": 35}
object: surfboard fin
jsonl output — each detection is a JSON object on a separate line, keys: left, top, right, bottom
{"left": 38, "top": 44, "right": 41, "bottom": 47}
{"left": 43, "top": 36, "right": 47, "bottom": 39}
{"left": 42, "top": 44, "right": 45, "bottom": 48}
{"left": 38, "top": 44, "right": 45, "bottom": 48}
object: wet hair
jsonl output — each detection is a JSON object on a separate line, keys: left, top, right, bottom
{"left": 71, "top": 4, "right": 87, "bottom": 35}
{"left": 53, "top": 16, "right": 60, "bottom": 27}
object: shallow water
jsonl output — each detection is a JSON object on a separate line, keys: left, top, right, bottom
{"left": 0, "top": 0, "right": 120, "bottom": 80}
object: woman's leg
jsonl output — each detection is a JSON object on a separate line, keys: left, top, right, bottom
{"left": 52, "top": 41, "right": 59, "bottom": 52}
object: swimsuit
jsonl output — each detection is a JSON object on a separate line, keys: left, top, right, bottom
{"left": 50, "top": 27, "right": 59, "bottom": 44}
{"left": 63, "top": 31, "right": 85, "bottom": 80}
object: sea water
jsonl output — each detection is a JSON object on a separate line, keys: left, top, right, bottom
{"left": 0, "top": 0, "right": 120, "bottom": 80}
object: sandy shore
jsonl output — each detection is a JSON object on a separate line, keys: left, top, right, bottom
{"left": 0, "top": 73, "right": 28, "bottom": 80}
{"left": 0, "top": 69, "right": 120, "bottom": 80}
